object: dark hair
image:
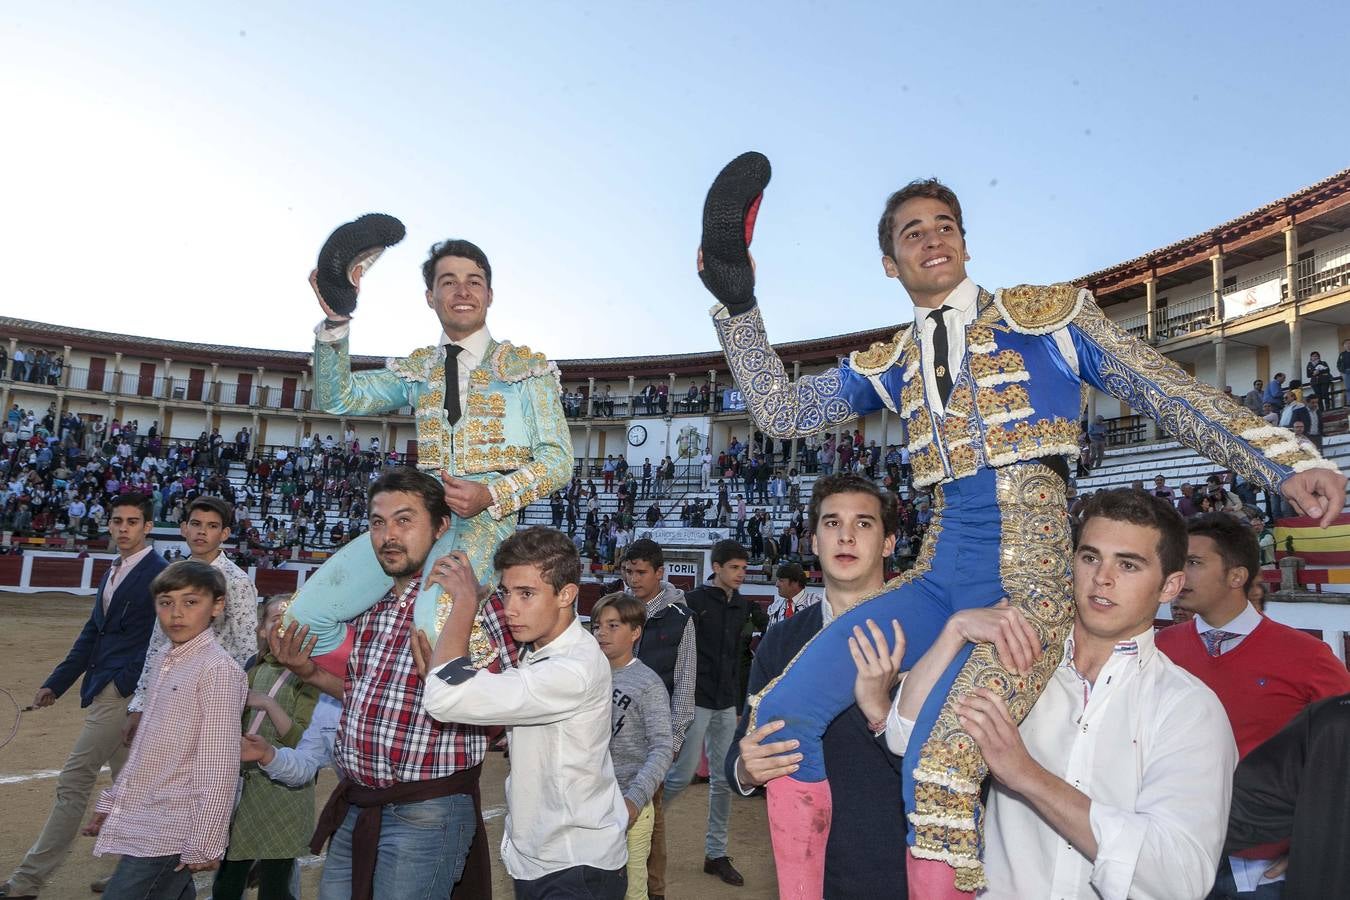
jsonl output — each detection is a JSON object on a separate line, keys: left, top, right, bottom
{"left": 710, "top": 539, "right": 749, "bottom": 567}
{"left": 368, "top": 468, "right": 451, "bottom": 524}
{"left": 1188, "top": 512, "right": 1261, "bottom": 591}
{"left": 877, "top": 178, "right": 966, "bottom": 256}
{"left": 775, "top": 562, "right": 806, "bottom": 587}
{"left": 422, "top": 239, "right": 492, "bottom": 290}
{"left": 151, "top": 559, "right": 226, "bottom": 600}
{"left": 109, "top": 493, "right": 154, "bottom": 522}
{"left": 1077, "top": 489, "right": 1187, "bottom": 577}
{"left": 186, "top": 496, "right": 232, "bottom": 526}
{"left": 622, "top": 538, "right": 664, "bottom": 570}
{"left": 590, "top": 591, "right": 646, "bottom": 629}
{"left": 807, "top": 473, "right": 900, "bottom": 536}
{"left": 493, "top": 526, "right": 581, "bottom": 591}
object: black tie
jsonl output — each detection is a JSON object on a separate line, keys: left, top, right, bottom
{"left": 928, "top": 306, "right": 954, "bottom": 402}
{"left": 444, "top": 344, "right": 464, "bottom": 425}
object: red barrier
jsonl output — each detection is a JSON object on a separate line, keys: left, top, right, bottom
{"left": 577, "top": 582, "right": 605, "bottom": 617}
{"left": 0, "top": 557, "right": 22, "bottom": 584}
{"left": 254, "top": 569, "right": 300, "bottom": 597}
{"left": 91, "top": 558, "right": 115, "bottom": 585}
{"left": 29, "top": 557, "right": 86, "bottom": 588}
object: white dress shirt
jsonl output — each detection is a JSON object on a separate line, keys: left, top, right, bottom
{"left": 909, "top": 278, "right": 1079, "bottom": 416}
{"left": 887, "top": 627, "right": 1235, "bottom": 900}
{"left": 765, "top": 589, "right": 822, "bottom": 627}
{"left": 1194, "top": 601, "right": 1263, "bottom": 655}
{"left": 423, "top": 616, "right": 628, "bottom": 880}
{"left": 102, "top": 545, "right": 154, "bottom": 613}
{"left": 437, "top": 326, "right": 493, "bottom": 425}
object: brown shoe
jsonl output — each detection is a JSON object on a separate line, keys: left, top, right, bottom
{"left": 703, "top": 856, "right": 744, "bottom": 887}
{"left": 90, "top": 877, "right": 110, "bottom": 894}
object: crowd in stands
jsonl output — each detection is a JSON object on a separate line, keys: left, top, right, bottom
{"left": 0, "top": 345, "right": 64, "bottom": 385}
{"left": 0, "top": 412, "right": 403, "bottom": 564}
{"left": 561, "top": 380, "right": 726, "bottom": 418}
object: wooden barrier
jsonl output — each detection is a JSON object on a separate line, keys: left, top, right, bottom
{"left": 0, "top": 549, "right": 317, "bottom": 598}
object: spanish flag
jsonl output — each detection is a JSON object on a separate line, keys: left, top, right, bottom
{"left": 1274, "top": 514, "right": 1350, "bottom": 565}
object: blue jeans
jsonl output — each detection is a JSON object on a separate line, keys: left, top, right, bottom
{"left": 1208, "top": 858, "right": 1285, "bottom": 899}
{"left": 103, "top": 854, "right": 194, "bottom": 900}
{"left": 513, "top": 865, "right": 626, "bottom": 899}
{"left": 318, "top": 793, "right": 477, "bottom": 900}
{"left": 663, "top": 706, "right": 736, "bottom": 858}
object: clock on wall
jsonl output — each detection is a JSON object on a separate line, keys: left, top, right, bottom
{"left": 628, "top": 425, "right": 648, "bottom": 447}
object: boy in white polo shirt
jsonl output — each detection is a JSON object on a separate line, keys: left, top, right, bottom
{"left": 416, "top": 527, "right": 628, "bottom": 899}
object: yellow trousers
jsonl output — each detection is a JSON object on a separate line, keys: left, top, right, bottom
{"left": 624, "top": 803, "right": 655, "bottom": 900}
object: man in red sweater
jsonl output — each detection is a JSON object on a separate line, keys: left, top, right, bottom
{"left": 1158, "top": 512, "right": 1350, "bottom": 899}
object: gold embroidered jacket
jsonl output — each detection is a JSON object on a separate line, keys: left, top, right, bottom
{"left": 313, "top": 334, "right": 573, "bottom": 518}
{"left": 713, "top": 284, "right": 1334, "bottom": 490}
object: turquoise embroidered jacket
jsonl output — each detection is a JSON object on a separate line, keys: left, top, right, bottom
{"left": 313, "top": 334, "right": 573, "bottom": 518}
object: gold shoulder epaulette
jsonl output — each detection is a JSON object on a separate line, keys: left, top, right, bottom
{"left": 490, "top": 342, "right": 556, "bottom": 383}
{"left": 993, "top": 283, "right": 1086, "bottom": 335}
{"left": 849, "top": 326, "right": 912, "bottom": 377}
{"left": 387, "top": 345, "right": 439, "bottom": 382}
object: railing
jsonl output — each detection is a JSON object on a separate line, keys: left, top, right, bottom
{"left": 66, "top": 366, "right": 92, "bottom": 390}
{"left": 1117, "top": 312, "right": 1148, "bottom": 341}
{"left": 1104, "top": 414, "right": 1147, "bottom": 447}
{"left": 1, "top": 365, "right": 65, "bottom": 387}
{"left": 1152, "top": 291, "right": 1216, "bottom": 340}
{"left": 1135, "top": 241, "right": 1350, "bottom": 344}
{"left": 0, "top": 349, "right": 64, "bottom": 385}
{"left": 1226, "top": 265, "right": 1288, "bottom": 301}
{"left": 1296, "top": 241, "right": 1350, "bottom": 299}
{"left": 562, "top": 392, "right": 725, "bottom": 419}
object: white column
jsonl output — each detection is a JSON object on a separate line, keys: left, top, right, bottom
{"left": 1285, "top": 224, "right": 1299, "bottom": 300}
{"left": 1211, "top": 252, "right": 1225, "bottom": 324}
{"left": 1144, "top": 276, "right": 1157, "bottom": 343}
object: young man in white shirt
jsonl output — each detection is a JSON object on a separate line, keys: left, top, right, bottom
{"left": 886, "top": 488, "right": 1236, "bottom": 899}
{"left": 416, "top": 527, "right": 628, "bottom": 899}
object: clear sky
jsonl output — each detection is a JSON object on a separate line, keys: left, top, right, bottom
{"left": 3, "top": 2, "right": 1346, "bottom": 361}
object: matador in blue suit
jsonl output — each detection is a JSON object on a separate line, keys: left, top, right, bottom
{"left": 696, "top": 153, "right": 1346, "bottom": 898}
{"left": 285, "top": 234, "right": 573, "bottom": 671}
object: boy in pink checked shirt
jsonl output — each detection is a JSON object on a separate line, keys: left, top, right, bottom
{"left": 81, "top": 560, "right": 248, "bottom": 900}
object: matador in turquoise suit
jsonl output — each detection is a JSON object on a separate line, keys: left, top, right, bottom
{"left": 287, "top": 232, "right": 573, "bottom": 668}
{"left": 698, "top": 153, "right": 1345, "bottom": 898}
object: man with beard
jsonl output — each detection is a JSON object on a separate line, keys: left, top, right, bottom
{"left": 270, "top": 468, "right": 517, "bottom": 900}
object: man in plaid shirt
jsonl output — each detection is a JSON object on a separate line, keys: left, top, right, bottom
{"left": 272, "top": 468, "right": 517, "bottom": 900}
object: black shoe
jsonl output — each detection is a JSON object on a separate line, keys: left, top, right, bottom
{"left": 0, "top": 882, "right": 39, "bottom": 899}
{"left": 704, "top": 856, "right": 744, "bottom": 887}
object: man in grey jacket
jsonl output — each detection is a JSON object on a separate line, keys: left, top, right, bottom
{"left": 621, "top": 539, "right": 696, "bottom": 900}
